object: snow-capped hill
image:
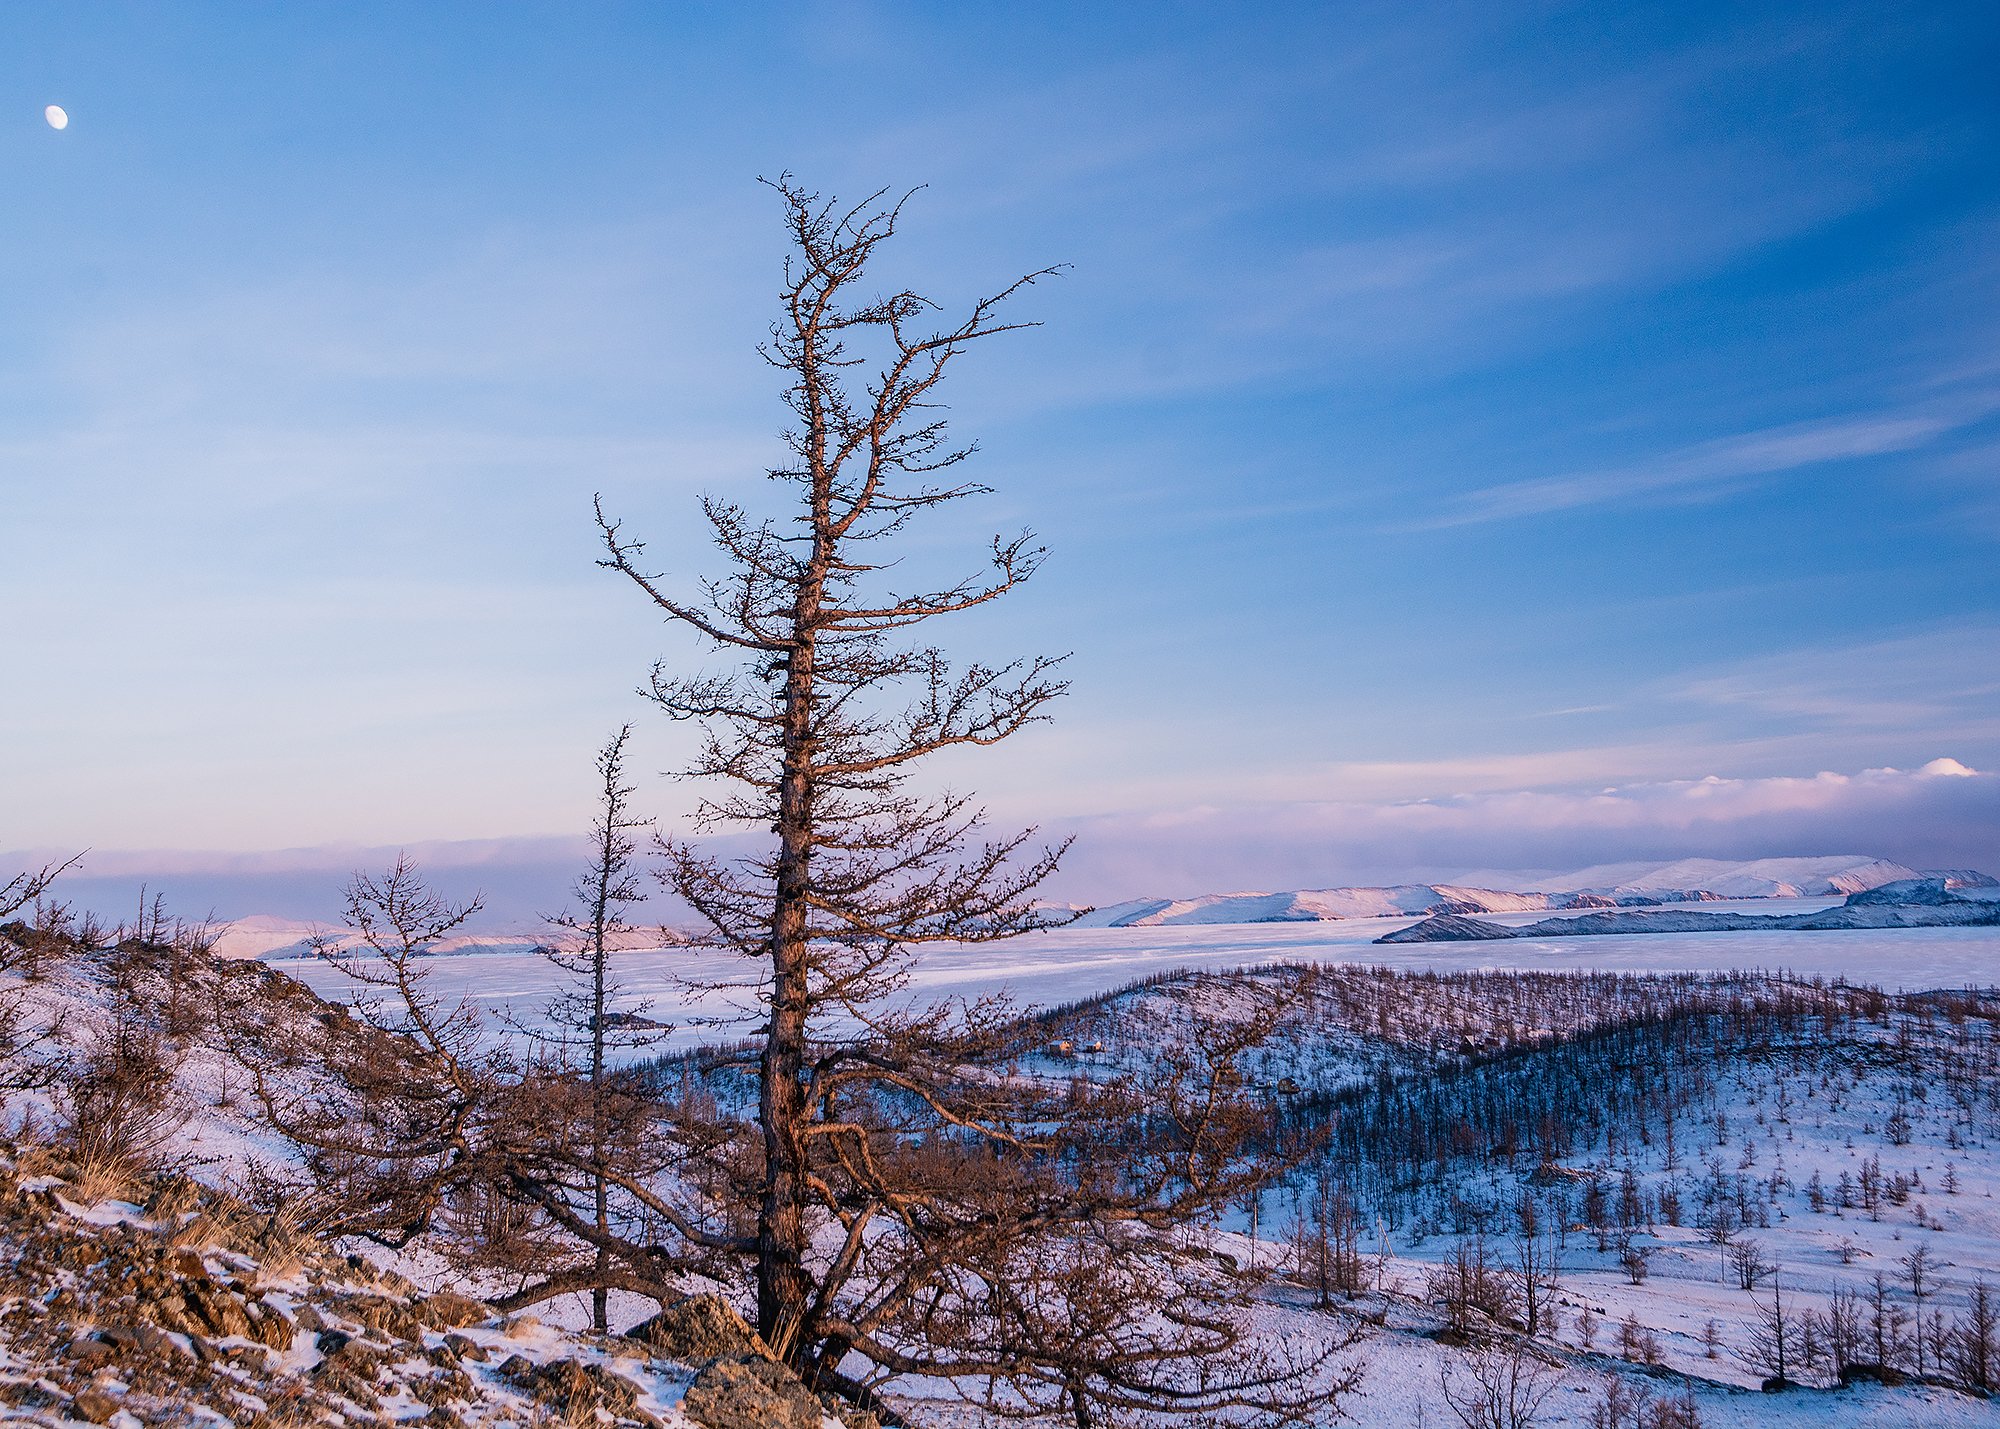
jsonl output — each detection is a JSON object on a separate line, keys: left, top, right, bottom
{"left": 1073, "top": 884, "right": 1576, "bottom": 928}
{"left": 1518, "top": 853, "right": 1922, "bottom": 899}
{"left": 1072, "top": 856, "right": 1983, "bottom": 930}
{"left": 1929, "top": 867, "right": 2000, "bottom": 890}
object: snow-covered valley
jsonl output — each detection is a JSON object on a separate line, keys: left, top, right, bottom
{"left": 267, "top": 896, "right": 2000, "bottom": 1056}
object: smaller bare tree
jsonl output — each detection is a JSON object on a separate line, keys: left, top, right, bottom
{"left": 1728, "top": 1237, "right": 1770, "bottom": 1291}
{"left": 1902, "top": 1245, "right": 1937, "bottom": 1373}
{"left": 525, "top": 725, "right": 661, "bottom": 1330}
{"left": 1738, "top": 1274, "right": 1802, "bottom": 1388}
{"left": 1514, "top": 1228, "right": 1559, "bottom": 1335}
{"left": 1293, "top": 1165, "right": 1364, "bottom": 1306}
{"left": 1437, "top": 1342, "right": 1558, "bottom": 1429}
{"left": 1950, "top": 1279, "right": 1998, "bottom": 1391}
{"left": 0, "top": 854, "right": 82, "bottom": 925}
{"left": 236, "top": 857, "right": 488, "bottom": 1247}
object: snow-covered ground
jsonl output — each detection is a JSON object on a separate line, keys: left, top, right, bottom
{"left": 16, "top": 909, "right": 2000, "bottom": 1425}
{"left": 269, "top": 903, "right": 2000, "bottom": 1056}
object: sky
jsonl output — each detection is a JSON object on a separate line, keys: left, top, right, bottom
{"left": 3, "top": 2, "right": 1999, "bottom": 922}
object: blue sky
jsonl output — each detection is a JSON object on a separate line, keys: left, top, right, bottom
{"left": 4, "top": 2, "right": 1999, "bottom": 914}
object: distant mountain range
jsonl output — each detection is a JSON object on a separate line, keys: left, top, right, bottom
{"left": 213, "top": 854, "right": 2000, "bottom": 952}
{"left": 1071, "top": 855, "right": 1997, "bottom": 930}
{"left": 1380, "top": 876, "right": 2000, "bottom": 944}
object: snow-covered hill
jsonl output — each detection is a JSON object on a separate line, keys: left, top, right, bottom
{"left": 1510, "top": 854, "right": 1926, "bottom": 900}
{"left": 1380, "top": 878, "right": 2000, "bottom": 943}
{"left": 1074, "top": 855, "right": 1944, "bottom": 930}
{"left": 1072, "top": 884, "right": 1573, "bottom": 928}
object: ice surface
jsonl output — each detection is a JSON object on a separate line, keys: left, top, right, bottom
{"left": 268, "top": 904, "right": 2000, "bottom": 1059}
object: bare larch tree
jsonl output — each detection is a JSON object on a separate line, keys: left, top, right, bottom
{"left": 593, "top": 178, "right": 1355, "bottom": 1425}
{"left": 596, "top": 176, "right": 1069, "bottom": 1346}
{"left": 526, "top": 723, "right": 659, "bottom": 1330}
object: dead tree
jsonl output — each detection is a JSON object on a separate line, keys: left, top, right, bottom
{"left": 0, "top": 854, "right": 81, "bottom": 924}
{"left": 229, "top": 861, "right": 739, "bottom": 1319}
{"left": 232, "top": 857, "right": 490, "bottom": 1247}
{"left": 595, "top": 178, "right": 1356, "bottom": 1425}
{"left": 1953, "top": 1279, "right": 1998, "bottom": 1391}
{"left": 0, "top": 856, "right": 82, "bottom": 1087}
{"left": 1739, "top": 1274, "right": 1802, "bottom": 1387}
{"left": 525, "top": 725, "right": 661, "bottom": 1331}
{"left": 1437, "top": 1341, "right": 1558, "bottom": 1429}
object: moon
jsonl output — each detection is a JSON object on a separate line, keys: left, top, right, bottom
{"left": 45, "top": 105, "right": 68, "bottom": 130}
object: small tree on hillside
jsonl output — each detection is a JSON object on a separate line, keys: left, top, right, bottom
{"left": 235, "top": 858, "right": 489, "bottom": 1248}
{"left": 1, "top": 855, "right": 81, "bottom": 924}
{"left": 1739, "top": 1274, "right": 1802, "bottom": 1387}
{"left": 525, "top": 724, "right": 660, "bottom": 1330}
{"left": 1952, "top": 1278, "right": 1998, "bottom": 1390}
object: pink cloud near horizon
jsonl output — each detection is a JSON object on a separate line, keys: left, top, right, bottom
{"left": 8, "top": 758, "right": 1996, "bottom": 927}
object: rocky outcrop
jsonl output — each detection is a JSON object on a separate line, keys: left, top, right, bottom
{"left": 624, "top": 1294, "right": 884, "bottom": 1429}
{"left": 1847, "top": 877, "right": 1953, "bottom": 906}
{"left": 681, "top": 1355, "right": 828, "bottom": 1429}
{"left": 625, "top": 1293, "right": 767, "bottom": 1362}
{"left": 1376, "top": 914, "right": 1518, "bottom": 944}
{"left": 502, "top": 1353, "right": 650, "bottom": 1421}
{"left": 1376, "top": 883, "right": 2000, "bottom": 943}
{"left": 0, "top": 1157, "right": 703, "bottom": 1429}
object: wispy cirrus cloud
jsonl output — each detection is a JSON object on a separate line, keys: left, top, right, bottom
{"left": 1425, "top": 391, "right": 2000, "bottom": 527}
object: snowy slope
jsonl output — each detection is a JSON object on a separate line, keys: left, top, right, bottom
{"left": 1516, "top": 854, "right": 1923, "bottom": 899}
{"left": 1075, "top": 884, "right": 1585, "bottom": 928}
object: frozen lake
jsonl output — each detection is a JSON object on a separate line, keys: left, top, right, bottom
{"left": 271, "top": 896, "right": 2000, "bottom": 1053}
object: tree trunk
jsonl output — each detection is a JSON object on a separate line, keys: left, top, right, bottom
{"left": 761, "top": 571, "right": 822, "bottom": 1363}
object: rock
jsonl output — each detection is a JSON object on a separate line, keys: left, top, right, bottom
{"left": 247, "top": 1296, "right": 296, "bottom": 1349}
{"left": 98, "top": 1322, "right": 182, "bottom": 1358}
{"left": 73, "top": 1386, "right": 121, "bottom": 1424}
{"left": 624, "top": 1295, "right": 766, "bottom": 1362}
{"left": 225, "top": 1343, "right": 276, "bottom": 1375}
{"left": 682, "top": 1356, "right": 824, "bottom": 1429}
{"left": 443, "top": 1332, "right": 487, "bottom": 1362}
{"left": 509, "top": 1357, "right": 642, "bottom": 1418}
{"left": 182, "top": 1279, "right": 258, "bottom": 1339}
{"left": 0, "top": 1380, "right": 56, "bottom": 1410}
{"left": 313, "top": 1358, "right": 382, "bottom": 1409}
{"left": 412, "top": 1289, "right": 488, "bottom": 1329}
{"left": 65, "top": 1334, "right": 115, "bottom": 1365}
{"left": 127, "top": 1264, "right": 260, "bottom": 1341}
{"left": 341, "top": 1290, "right": 424, "bottom": 1341}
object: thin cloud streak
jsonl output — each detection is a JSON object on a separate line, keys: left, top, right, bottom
{"left": 1425, "top": 391, "right": 2000, "bottom": 528}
